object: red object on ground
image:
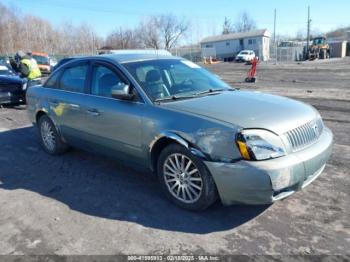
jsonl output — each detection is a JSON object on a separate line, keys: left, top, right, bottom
{"left": 246, "top": 57, "right": 259, "bottom": 82}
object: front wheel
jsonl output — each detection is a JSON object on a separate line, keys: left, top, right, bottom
{"left": 157, "top": 144, "right": 218, "bottom": 211}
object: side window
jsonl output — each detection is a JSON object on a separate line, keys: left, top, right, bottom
{"left": 45, "top": 71, "right": 60, "bottom": 88}
{"left": 60, "top": 64, "right": 87, "bottom": 93}
{"left": 91, "top": 65, "right": 127, "bottom": 98}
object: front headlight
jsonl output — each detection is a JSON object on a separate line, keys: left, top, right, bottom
{"left": 236, "top": 129, "right": 286, "bottom": 161}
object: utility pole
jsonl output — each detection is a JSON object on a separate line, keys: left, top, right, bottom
{"left": 306, "top": 6, "right": 311, "bottom": 59}
{"left": 273, "top": 8, "right": 277, "bottom": 64}
{"left": 273, "top": 8, "right": 276, "bottom": 46}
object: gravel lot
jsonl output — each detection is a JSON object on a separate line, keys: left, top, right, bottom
{"left": 0, "top": 58, "right": 349, "bottom": 256}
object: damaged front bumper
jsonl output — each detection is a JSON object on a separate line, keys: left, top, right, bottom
{"left": 204, "top": 127, "right": 333, "bottom": 205}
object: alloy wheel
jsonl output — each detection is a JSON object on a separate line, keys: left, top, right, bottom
{"left": 41, "top": 120, "right": 56, "bottom": 152}
{"left": 163, "top": 153, "right": 203, "bottom": 204}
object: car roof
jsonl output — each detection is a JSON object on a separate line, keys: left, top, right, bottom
{"left": 55, "top": 53, "right": 182, "bottom": 69}
{"left": 100, "top": 53, "right": 181, "bottom": 64}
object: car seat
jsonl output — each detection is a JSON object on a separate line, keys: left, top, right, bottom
{"left": 145, "top": 69, "right": 170, "bottom": 100}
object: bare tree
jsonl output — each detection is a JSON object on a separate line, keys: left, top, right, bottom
{"left": 157, "top": 14, "right": 189, "bottom": 50}
{"left": 222, "top": 17, "right": 233, "bottom": 34}
{"left": 0, "top": 2, "right": 190, "bottom": 56}
{"left": 137, "top": 14, "right": 189, "bottom": 50}
{"left": 0, "top": 2, "right": 100, "bottom": 55}
{"left": 106, "top": 27, "right": 140, "bottom": 49}
{"left": 234, "top": 12, "right": 257, "bottom": 33}
{"left": 138, "top": 17, "right": 162, "bottom": 49}
{"left": 327, "top": 26, "right": 350, "bottom": 38}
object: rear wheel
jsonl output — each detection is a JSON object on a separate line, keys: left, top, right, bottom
{"left": 38, "top": 115, "right": 68, "bottom": 155}
{"left": 157, "top": 144, "right": 218, "bottom": 211}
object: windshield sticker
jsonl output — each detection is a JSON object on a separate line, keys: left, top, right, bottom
{"left": 181, "top": 60, "right": 200, "bottom": 69}
{"left": 0, "top": 65, "right": 8, "bottom": 70}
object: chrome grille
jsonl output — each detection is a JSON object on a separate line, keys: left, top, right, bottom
{"left": 286, "top": 118, "right": 323, "bottom": 152}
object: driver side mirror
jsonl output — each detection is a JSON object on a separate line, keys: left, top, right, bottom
{"left": 111, "top": 83, "right": 135, "bottom": 100}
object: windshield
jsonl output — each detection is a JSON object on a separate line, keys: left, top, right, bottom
{"left": 313, "top": 38, "right": 325, "bottom": 45}
{"left": 33, "top": 55, "right": 49, "bottom": 65}
{"left": 240, "top": 51, "right": 249, "bottom": 55}
{"left": 123, "top": 59, "right": 231, "bottom": 101}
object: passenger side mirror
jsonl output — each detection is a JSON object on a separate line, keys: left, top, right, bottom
{"left": 111, "top": 83, "right": 134, "bottom": 100}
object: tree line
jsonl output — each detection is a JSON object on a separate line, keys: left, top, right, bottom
{"left": 221, "top": 12, "right": 257, "bottom": 35}
{"left": 0, "top": 2, "right": 261, "bottom": 56}
{"left": 104, "top": 15, "right": 189, "bottom": 51}
{"left": 0, "top": 3, "right": 190, "bottom": 55}
{"left": 0, "top": 3, "right": 102, "bottom": 55}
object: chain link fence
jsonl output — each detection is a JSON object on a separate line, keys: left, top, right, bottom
{"left": 169, "top": 47, "right": 202, "bottom": 62}
{"left": 269, "top": 44, "right": 305, "bottom": 63}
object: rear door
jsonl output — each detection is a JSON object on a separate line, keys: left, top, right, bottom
{"left": 83, "top": 61, "right": 145, "bottom": 164}
{"left": 48, "top": 62, "right": 91, "bottom": 147}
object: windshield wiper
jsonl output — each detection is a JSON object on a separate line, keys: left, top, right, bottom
{"left": 154, "top": 94, "right": 196, "bottom": 103}
{"left": 155, "top": 88, "right": 234, "bottom": 103}
{"left": 194, "top": 88, "right": 232, "bottom": 96}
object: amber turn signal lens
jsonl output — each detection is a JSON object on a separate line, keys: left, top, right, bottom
{"left": 237, "top": 140, "right": 251, "bottom": 160}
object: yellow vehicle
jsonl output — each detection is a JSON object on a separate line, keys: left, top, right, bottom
{"left": 308, "top": 37, "right": 330, "bottom": 60}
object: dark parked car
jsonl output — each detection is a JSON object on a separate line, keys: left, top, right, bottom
{"left": 0, "top": 62, "right": 27, "bottom": 105}
{"left": 26, "top": 52, "right": 333, "bottom": 210}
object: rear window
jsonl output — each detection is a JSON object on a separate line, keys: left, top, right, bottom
{"left": 59, "top": 64, "right": 88, "bottom": 93}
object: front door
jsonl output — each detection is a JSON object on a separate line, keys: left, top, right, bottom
{"left": 83, "top": 62, "right": 144, "bottom": 165}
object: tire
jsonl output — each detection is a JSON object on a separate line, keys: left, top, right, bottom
{"left": 157, "top": 143, "right": 218, "bottom": 211}
{"left": 320, "top": 49, "right": 326, "bottom": 59}
{"left": 38, "top": 115, "right": 68, "bottom": 155}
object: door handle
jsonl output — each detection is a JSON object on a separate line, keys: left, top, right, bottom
{"left": 87, "top": 109, "right": 100, "bottom": 116}
{"left": 69, "top": 103, "right": 80, "bottom": 109}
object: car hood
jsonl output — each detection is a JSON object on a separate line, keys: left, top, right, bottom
{"left": 161, "top": 90, "right": 318, "bottom": 135}
{"left": 0, "top": 75, "right": 24, "bottom": 85}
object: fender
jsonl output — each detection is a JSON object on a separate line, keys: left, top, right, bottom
{"left": 149, "top": 131, "right": 210, "bottom": 172}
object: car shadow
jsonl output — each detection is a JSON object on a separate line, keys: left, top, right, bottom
{"left": 0, "top": 127, "right": 270, "bottom": 234}
{"left": 1, "top": 104, "right": 26, "bottom": 110}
